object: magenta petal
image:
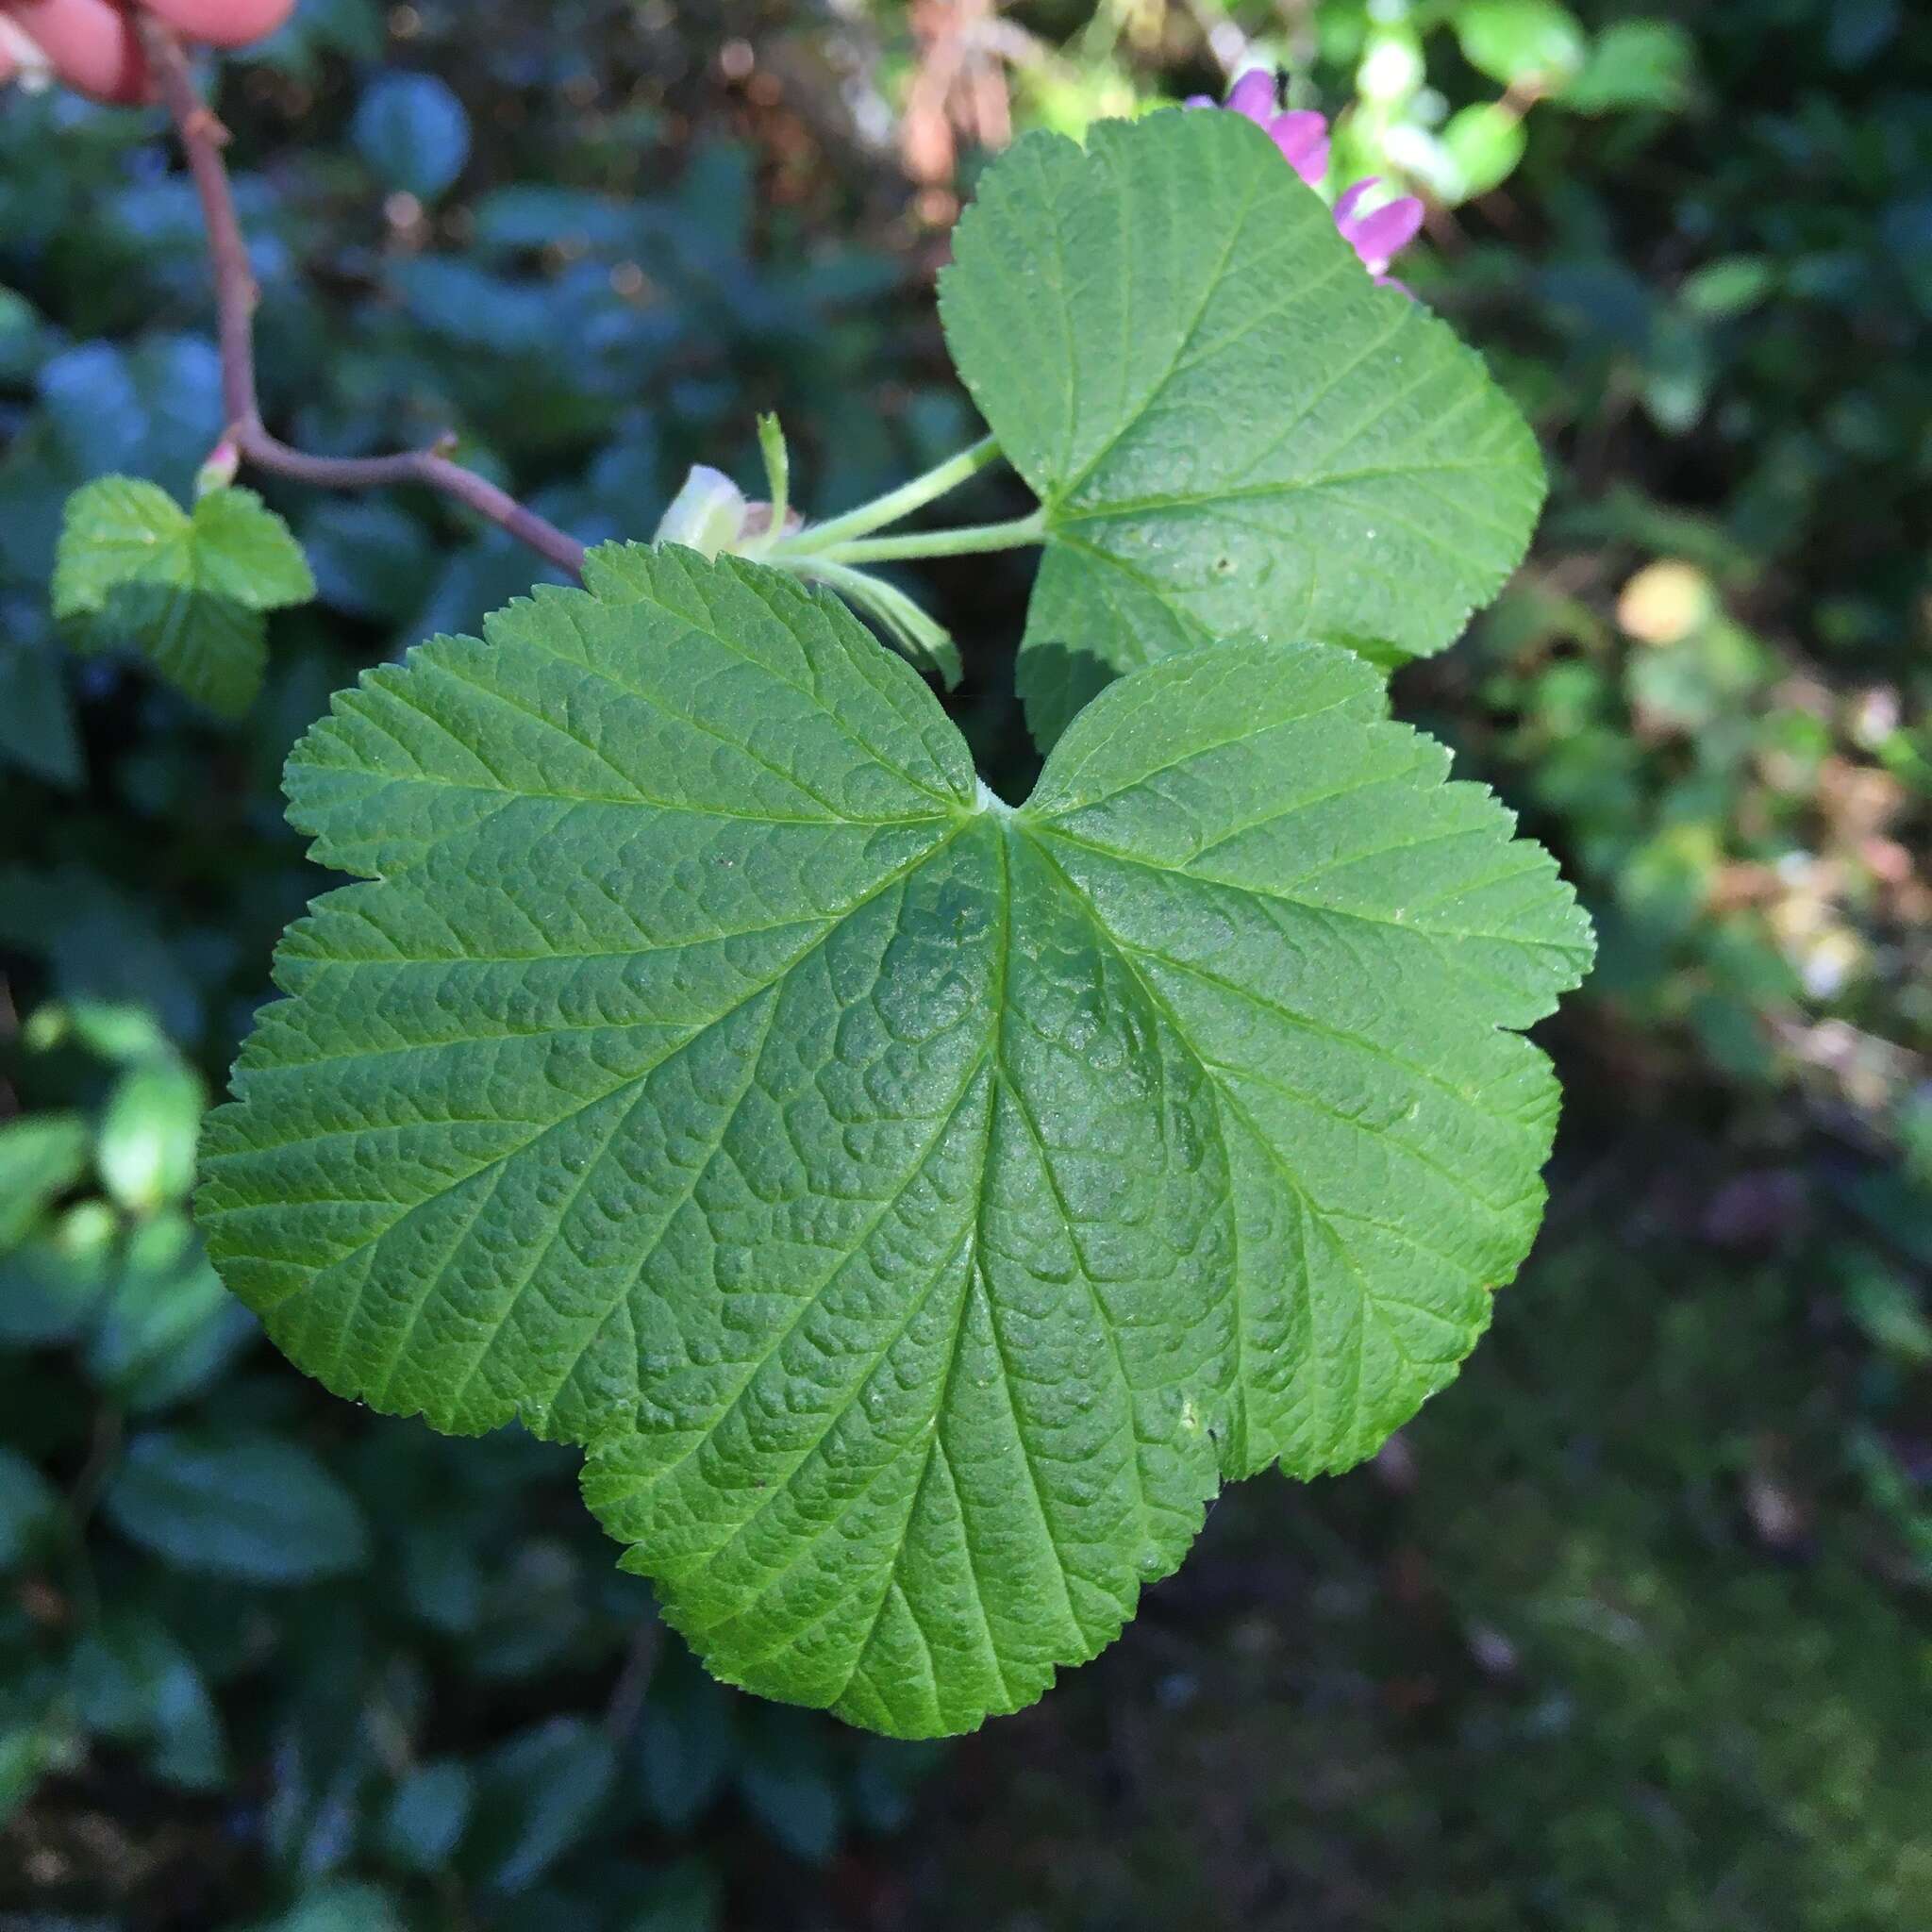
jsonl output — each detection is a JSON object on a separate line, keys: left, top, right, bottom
{"left": 1224, "top": 69, "right": 1276, "bottom": 125}
{"left": 1333, "top": 177, "right": 1381, "bottom": 226}
{"left": 1267, "top": 109, "right": 1330, "bottom": 184}
{"left": 1346, "top": 195, "right": 1425, "bottom": 269}
{"left": 1183, "top": 94, "right": 1216, "bottom": 108}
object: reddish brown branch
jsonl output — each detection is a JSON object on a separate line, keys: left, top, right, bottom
{"left": 134, "top": 14, "right": 588, "bottom": 581}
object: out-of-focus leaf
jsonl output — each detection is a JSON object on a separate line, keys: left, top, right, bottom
{"left": 621, "top": 1858, "right": 723, "bottom": 1932}
{"left": 353, "top": 74, "right": 472, "bottom": 201}
{"left": 103, "top": 1430, "right": 370, "bottom": 1585}
{"left": 0, "top": 1113, "right": 91, "bottom": 1250}
{"left": 1440, "top": 103, "right": 1529, "bottom": 202}
{"left": 470, "top": 1719, "right": 617, "bottom": 1893}
{"left": 1680, "top": 257, "right": 1777, "bottom": 320}
{"left": 256, "top": 0, "right": 386, "bottom": 73}
{"left": 1456, "top": 1, "right": 1588, "bottom": 88}
{"left": 242, "top": 1882, "right": 409, "bottom": 1932}
{"left": 1844, "top": 1252, "right": 1932, "bottom": 1366}
{"left": 0, "top": 285, "right": 47, "bottom": 382}
{"left": 97, "top": 1055, "right": 207, "bottom": 1215}
{"left": 736, "top": 1713, "right": 841, "bottom": 1865}
{"left": 0, "top": 1447, "right": 60, "bottom": 1570}
{"left": 380, "top": 1759, "right": 474, "bottom": 1872}
{"left": 0, "top": 610, "right": 82, "bottom": 789}
{"left": 301, "top": 499, "right": 439, "bottom": 625}
{"left": 0, "top": 1722, "right": 70, "bottom": 1830}
{"left": 0, "top": 1200, "right": 118, "bottom": 1346}
{"left": 67, "top": 1612, "right": 225, "bottom": 1789}
{"left": 1826, "top": 0, "right": 1902, "bottom": 69}
{"left": 634, "top": 1653, "right": 734, "bottom": 1833}
{"left": 86, "top": 1212, "right": 257, "bottom": 1414}
{"left": 37, "top": 338, "right": 223, "bottom": 497}
{"left": 1557, "top": 20, "right": 1695, "bottom": 113}
{"left": 472, "top": 185, "right": 638, "bottom": 255}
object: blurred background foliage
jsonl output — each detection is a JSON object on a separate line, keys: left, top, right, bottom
{"left": 0, "top": 0, "right": 1928, "bottom": 1924}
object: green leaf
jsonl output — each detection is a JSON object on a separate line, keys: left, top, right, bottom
{"left": 737, "top": 1710, "right": 842, "bottom": 1863}
{"left": 1678, "top": 257, "right": 1777, "bottom": 321}
{"left": 470, "top": 1718, "right": 617, "bottom": 1893}
{"left": 1455, "top": 1, "right": 1588, "bottom": 89}
{"left": 939, "top": 111, "right": 1544, "bottom": 748}
{"left": 0, "top": 1447, "right": 60, "bottom": 1572}
{"left": 199, "top": 546, "right": 1590, "bottom": 1738}
{"left": 98, "top": 1052, "right": 208, "bottom": 1214}
{"left": 0, "top": 1200, "right": 117, "bottom": 1346}
{"left": 1439, "top": 103, "right": 1530, "bottom": 204}
{"left": 0, "top": 1113, "right": 91, "bottom": 1251}
{"left": 1556, "top": 20, "right": 1694, "bottom": 114}
{"left": 86, "top": 1212, "right": 257, "bottom": 1416}
{"left": 352, "top": 72, "right": 472, "bottom": 202}
{"left": 380, "top": 1759, "right": 475, "bottom": 1872}
{"left": 67, "top": 1612, "right": 225, "bottom": 1790}
{"left": 103, "top": 1429, "right": 370, "bottom": 1584}
{"left": 0, "top": 617, "right": 82, "bottom": 791}
{"left": 634, "top": 1648, "right": 735, "bottom": 1830}
{"left": 243, "top": 1883, "right": 409, "bottom": 1932}
{"left": 623, "top": 1858, "right": 723, "bottom": 1932}
{"left": 52, "top": 476, "right": 316, "bottom": 718}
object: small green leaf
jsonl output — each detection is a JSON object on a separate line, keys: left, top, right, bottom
{"left": 353, "top": 73, "right": 472, "bottom": 201}
{"left": 0, "top": 1112, "right": 91, "bottom": 1250}
{"left": 635, "top": 1650, "right": 735, "bottom": 1830}
{"left": 98, "top": 1053, "right": 207, "bottom": 1215}
{"left": 52, "top": 476, "right": 316, "bottom": 718}
{"left": 470, "top": 1719, "right": 617, "bottom": 1893}
{"left": 67, "top": 1612, "right": 225, "bottom": 1790}
{"left": 200, "top": 548, "right": 1590, "bottom": 1738}
{"left": 244, "top": 1883, "right": 409, "bottom": 1932}
{"left": 1455, "top": 0, "right": 1589, "bottom": 89}
{"left": 938, "top": 112, "right": 1545, "bottom": 748}
{"left": 1439, "top": 103, "right": 1530, "bottom": 204}
{"left": 380, "top": 1759, "right": 475, "bottom": 1872}
{"left": 0, "top": 1200, "right": 117, "bottom": 1346}
{"left": 737, "top": 1712, "right": 841, "bottom": 1863}
{"left": 0, "top": 619, "right": 82, "bottom": 790}
{"left": 102, "top": 1429, "right": 369, "bottom": 1584}
{"left": 191, "top": 485, "right": 321, "bottom": 608}
{"left": 1556, "top": 20, "right": 1695, "bottom": 114}
{"left": 625, "top": 1858, "right": 724, "bottom": 1932}
{"left": 1679, "top": 257, "right": 1776, "bottom": 321}
{"left": 86, "top": 1212, "right": 256, "bottom": 1415}
{"left": 0, "top": 1447, "right": 60, "bottom": 1572}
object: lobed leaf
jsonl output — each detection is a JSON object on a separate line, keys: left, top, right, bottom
{"left": 200, "top": 545, "right": 1591, "bottom": 1737}
{"left": 939, "top": 110, "right": 1546, "bottom": 747}
{"left": 52, "top": 476, "right": 315, "bottom": 718}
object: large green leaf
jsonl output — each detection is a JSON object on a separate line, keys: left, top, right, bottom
{"left": 939, "top": 110, "right": 1545, "bottom": 747}
{"left": 52, "top": 476, "right": 315, "bottom": 718}
{"left": 200, "top": 545, "right": 1590, "bottom": 1737}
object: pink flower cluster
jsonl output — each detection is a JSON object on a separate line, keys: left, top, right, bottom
{"left": 1190, "top": 70, "right": 1425, "bottom": 286}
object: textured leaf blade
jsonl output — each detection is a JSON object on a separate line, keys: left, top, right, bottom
{"left": 52, "top": 476, "right": 314, "bottom": 718}
{"left": 939, "top": 110, "right": 1546, "bottom": 747}
{"left": 201, "top": 546, "right": 1588, "bottom": 1738}
{"left": 1024, "top": 639, "right": 1593, "bottom": 1474}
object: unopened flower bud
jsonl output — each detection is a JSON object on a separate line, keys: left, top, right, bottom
{"left": 195, "top": 439, "right": 242, "bottom": 499}
{"left": 654, "top": 465, "right": 751, "bottom": 560}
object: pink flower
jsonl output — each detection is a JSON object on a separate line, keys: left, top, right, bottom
{"left": 1334, "top": 178, "right": 1426, "bottom": 284}
{"left": 1190, "top": 67, "right": 1330, "bottom": 187}
{"left": 1189, "top": 71, "right": 1424, "bottom": 286}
